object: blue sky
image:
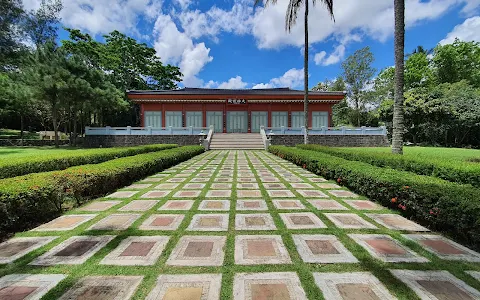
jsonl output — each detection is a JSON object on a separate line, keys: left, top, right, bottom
{"left": 23, "top": 0, "right": 480, "bottom": 89}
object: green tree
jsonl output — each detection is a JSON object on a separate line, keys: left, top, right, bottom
{"left": 405, "top": 52, "right": 434, "bottom": 89}
{"left": 0, "top": 0, "right": 25, "bottom": 67}
{"left": 392, "top": 0, "right": 405, "bottom": 154}
{"left": 23, "top": 0, "right": 62, "bottom": 47}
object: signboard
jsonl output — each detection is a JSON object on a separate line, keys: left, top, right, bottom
{"left": 227, "top": 98, "right": 247, "bottom": 105}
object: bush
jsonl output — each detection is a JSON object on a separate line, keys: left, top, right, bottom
{"left": 297, "top": 144, "right": 480, "bottom": 188}
{"left": 269, "top": 146, "right": 480, "bottom": 250}
{"left": 0, "top": 144, "right": 177, "bottom": 179}
{"left": 0, "top": 146, "right": 204, "bottom": 238}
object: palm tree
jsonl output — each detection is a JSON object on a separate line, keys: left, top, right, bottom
{"left": 255, "top": 0, "right": 334, "bottom": 144}
{"left": 392, "top": 0, "right": 405, "bottom": 154}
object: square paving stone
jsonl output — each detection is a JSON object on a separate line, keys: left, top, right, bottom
{"left": 235, "top": 235, "right": 291, "bottom": 265}
{"left": 467, "top": 271, "right": 480, "bottom": 282}
{"left": 106, "top": 191, "right": 138, "bottom": 198}
{"left": 325, "top": 213, "right": 377, "bottom": 229}
{"left": 214, "top": 177, "right": 233, "bottom": 183}
{"left": 206, "top": 190, "right": 232, "bottom": 198}
{"left": 59, "top": 276, "right": 143, "bottom": 300}
{"left": 234, "top": 272, "right": 307, "bottom": 300}
{"left": 30, "top": 235, "right": 114, "bottom": 266}
{"left": 166, "top": 236, "right": 226, "bottom": 266}
{"left": 314, "top": 272, "right": 396, "bottom": 300}
{"left": 0, "top": 237, "right": 58, "bottom": 264}
{"left": 141, "top": 177, "right": 163, "bottom": 182}
{"left": 235, "top": 214, "right": 277, "bottom": 231}
{"left": 198, "top": 200, "right": 230, "bottom": 211}
{"left": 159, "top": 200, "right": 195, "bottom": 211}
{"left": 155, "top": 183, "right": 179, "bottom": 190}
{"left": 317, "top": 183, "right": 342, "bottom": 189}
{"left": 366, "top": 214, "right": 429, "bottom": 231}
{"left": 328, "top": 190, "right": 359, "bottom": 198}
{"left": 260, "top": 177, "right": 281, "bottom": 183}
{"left": 345, "top": 200, "right": 382, "bottom": 210}
{"left": 183, "top": 183, "right": 206, "bottom": 189}
{"left": 146, "top": 274, "right": 222, "bottom": 300}
{"left": 167, "top": 177, "right": 187, "bottom": 183}
{"left": 0, "top": 274, "right": 65, "bottom": 300}
{"left": 349, "top": 234, "right": 428, "bottom": 263}
{"left": 238, "top": 178, "right": 257, "bottom": 183}
{"left": 237, "top": 190, "right": 262, "bottom": 198}
{"left": 100, "top": 236, "right": 169, "bottom": 266}
{"left": 118, "top": 200, "right": 159, "bottom": 212}
{"left": 125, "top": 183, "right": 152, "bottom": 189}
{"left": 280, "top": 213, "right": 326, "bottom": 229}
{"left": 293, "top": 234, "right": 358, "bottom": 263}
{"left": 297, "top": 190, "right": 329, "bottom": 198}
{"left": 141, "top": 190, "right": 171, "bottom": 198}
{"left": 267, "top": 190, "right": 296, "bottom": 198}
{"left": 211, "top": 183, "right": 232, "bottom": 189}
{"left": 262, "top": 183, "right": 287, "bottom": 189}
{"left": 139, "top": 214, "right": 184, "bottom": 231}
{"left": 32, "top": 214, "right": 97, "bottom": 231}
{"left": 88, "top": 214, "right": 141, "bottom": 231}
{"left": 190, "top": 177, "right": 210, "bottom": 182}
{"left": 79, "top": 201, "right": 121, "bottom": 212}
{"left": 187, "top": 214, "right": 229, "bottom": 231}
{"left": 272, "top": 200, "right": 306, "bottom": 210}
{"left": 308, "top": 200, "right": 349, "bottom": 211}
{"left": 173, "top": 190, "right": 201, "bottom": 198}
{"left": 403, "top": 234, "right": 480, "bottom": 262}
{"left": 237, "top": 183, "right": 259, "bottom": 189}
{"left": 236, "top": 200, "right": 268, "bottom": 211}
{"left": 291, "top": 183, "right": 315, "bottom": 189}
{"left": 308, "top": 177, "right": 328, "bottom": 183}
{"left": 390, "top": 270, "right": 480, "bottom": 300}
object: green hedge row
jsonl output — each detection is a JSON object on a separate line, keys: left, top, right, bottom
{"left": 297, "top": 144, "right": 480, "bottom": 188}
{"left": 269, "top": 146, "right": 480, "bottom": 250}
{"left": 0, "top": 146, "right": 204, "bottom": 238}
{"left": 0, "top": 144, "right": 178, "bottom": 179}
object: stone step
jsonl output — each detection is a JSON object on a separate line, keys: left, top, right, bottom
{"left": 210, "top": 133, "right": 264, "bottom": 150}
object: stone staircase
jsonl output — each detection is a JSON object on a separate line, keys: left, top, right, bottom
{"left": 209, "top": 133, "right": 265, "bottom": 150}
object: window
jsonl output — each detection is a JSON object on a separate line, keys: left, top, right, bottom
{"left": 165, "top": 111, "right": 182, "bottom": 127}
{"left": 312, "top": 111, "right": 329, "bottom": 128}
{"left": 271, "top": 112, "right": 288, "bottom": 127}
{"left": 186, "top": 111, "right": 203, "bottom": 127}
{"left": 291, "top": 112, "right": 305, "bottom": 128}
{"left": 206, "top": 111, "right": 223, "bottom": 132}
{"left": 251, "top": 111, "right": 267, "bottom": 133}
{"left": 144, "top": 111, "right": 162, "bottom": 128}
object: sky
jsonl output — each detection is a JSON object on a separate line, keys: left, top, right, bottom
{"left": 22, "top": 0, "right": 480, "bottom": 90}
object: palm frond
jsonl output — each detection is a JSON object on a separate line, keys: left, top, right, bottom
{"left": 285, "top": 0, "right": 335, "bottom": 32}
{"left": 254, "top": 0, "right": 278, "bottom": 7}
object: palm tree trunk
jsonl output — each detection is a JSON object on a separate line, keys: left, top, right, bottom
{"left": 303, "top": 0, "right": 309, "bottom": 144}
{"left": 392, "top": 0, "right": 405, "bottom": 154}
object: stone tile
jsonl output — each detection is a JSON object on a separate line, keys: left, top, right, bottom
{"left": 0, "top": 237, "right": 58, "bottom": 264}
{"left": 214, "top": 177, "right": 233, "bottom": 183}
{"left": 349, "top": 234, "right": 428, "bottom": 263}
{"left": 235, "top": 235, "right": 291, "bottom": 265}
{"left": 234, "top": 272, "right": 307, "bottom": 300}
{"left": 345, "top": 200, "right": 382, "bottom": 210}
{"left": 59, "top": 276, "right": 143, "bottom": 300}
{"left": 155, "top": 183, "right": 179, "bottom": 190}
{"left": 198, "top": 200, "right": 230, "bottom": 211}
{"left": 88, "top": 214, "right": 141, "bottom": 231}
{"left": 141, "top": 177, "right": 163, "bottom": 182}
{"left": 328, "top": 190, "right": 359, "bottom": 198}
{"left": 187, "top": 214, "right": 229, "bottom": 231}
{"left": 237, "top": 190, "right": 262, "bottom": 198}
{"left": 152, "top": 173, "right": 169, "bottom": 177}
{"left": 308, "top": 177, "right": 328, "bottom": 183}
{"left": 366, "top": 214, "right": 429, "bottom": 231}
{"left": 106, "top": 191, "right": 138, "bottom": 198}
{"left": 267, "top": 190, "right": 296, "bottom": 198}
{"left": 125, "top": 183, "right": 153, "bottom": 189}
{"left": 190, "top": 177, "right": 210, "bottom": 182}
{"left": 235, "top": 214, "right": 277, "bottom": 231}
{"left": 237, "top": 183, "right": 260, "bottom": 189}
{"left": 141, "top": 190, "right": 171, "bottom": 198}
{"left": 211, "top": 183, "right": 232, "bottom": 189}
{"left": 314, "top": 272, "right": 396, "bottom": 300}
{"left": 100, "top": 236, "right": 169, "bottom": 266}
{"left": 183, "top": 183, "right": 206, "bottom": 189}
{"left": 279, "top": 213, "right": 326, "bottom": 229}
{"left": 466, "top": 271, "right": 480, "bottom": 282}
{"left": 0, "top": 274, "right": 65, "bottom": 300}
{"left": 403, "top": 234, "right": 480, "bottom": 262}
{"left": 166, "top": 236, "right": 226, "bottom": 266}
{"left": 308, "top": 200, "right": 349, "bottom": 211}
{"left": 139, "top": 214, "right": 184, "bottom": 231}
{"left": 236, "top": 200, "right": 268, "bottom": 211}
{"left": 260, "top": 177, "right": 281, "bottom": 183}
{"left": 391, "top": 270, "right": 480, "bottom": 300}
{"left": 118, "top": 200, "right": 159, "bottom": 211}
{"left": 32, "top": 214, "right": 97, "bottom": 231}
{"left": 297, "top": 190, "right": 329, "bottom": 198}
{"left": 293, "top": 235, "right": 358, "bottom": 263}
{"left": 30, "top": 235, "right": 114, "bottom": 266}
{"left": 272, "top": 200, "right": 306, "bottom": 210}
{"left": 79, "top": 201, "right": 121, "bottom": 212}
{"left": 146, "top": 274, "right": 222, "bottom": 300}
{"left": 173, "top": 190, "right": 201, "bottom": 198}
{"left": 158, "top": 200, "right": 195, "bottom": 211}
{"left": 317, "top": 183, "right": 342, "bottom": 189}
{"left": 237, "top": 177, "right": 257, "bottom": 183}
{"left": 325, "top": 213, "right": 377, "bottom": 229}
{"left": 290, "top": 183, "right": 314, "bottom": 189}
{"left": 263, "top": 183, "right": 287, "bottom": 189}
{"left": 166, "top": 177, "right": 187, "bottom": 183}
{"left": 206, "top": 190, "right": 232, "bottom": 198}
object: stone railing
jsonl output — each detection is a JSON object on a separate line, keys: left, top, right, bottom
{"left": 264, "top": 126, "right": 387, "bottom": 136}
{"left": 85, "top": 126, "right": 210, "bottom": 136}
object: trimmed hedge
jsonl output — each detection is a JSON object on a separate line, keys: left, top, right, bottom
{"left": 269, "top": 146, "right": 480, "bottom": 250}
{"left": 0, "top": 146, "right": 204, "bottom": 238}
{"left": 297, "top": 144, "right": 480, "bottom": 188}
{"left": 0, "top": 144, "right": 178, "bottom": 179}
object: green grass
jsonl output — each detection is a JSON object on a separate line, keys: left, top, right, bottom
{"left": 0, "top": 146, "right": 80, "bottom": 158}
{"left": 0, "top": 129, "right": 41, "bottom": 140}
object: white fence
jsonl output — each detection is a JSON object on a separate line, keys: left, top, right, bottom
{"left": 264, "top": 126, "right": 387, "bottom": 136}
{"left": 85, "top": 126, "right": 209, "bottom": 136}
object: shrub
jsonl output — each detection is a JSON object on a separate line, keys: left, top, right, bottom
{"left": 0, "top": 146, "right": 204, "bottom": 238}
{"left": 297, "top": 144, "right": 480, "bottom": 188}
{"left": 0, "top": 144, "right": 177, "bottom": 179}
{"left": 269, "top": 146, "right": 480, "bottom": 250}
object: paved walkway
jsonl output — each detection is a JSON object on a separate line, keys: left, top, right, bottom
{"left": 1, "top": 150, "right": 480, "bottom": 299}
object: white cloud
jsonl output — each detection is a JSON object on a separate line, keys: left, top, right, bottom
{"left": 253, "top": 68, "right": 305, "bottom": 89}
{"left": 440, "top": 16, "right": 480, "bottom": 44}
{"left": 252, "top": 83, "right": 274, "bottom": 89}
{"left": 174, "top": 0, "right": 192, "bottom": 10}
{"left": 314, "top": 44, "right": 346, "bottom": 66}
{"left": 204, "top": 76, "right": 249, "bottom": 89}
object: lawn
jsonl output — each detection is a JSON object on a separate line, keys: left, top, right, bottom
{"left": 0, "top": 146, "right": 79, "bottom": 159}
{"left": 0, "top": 129, "right": 40, "bottom": 140}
